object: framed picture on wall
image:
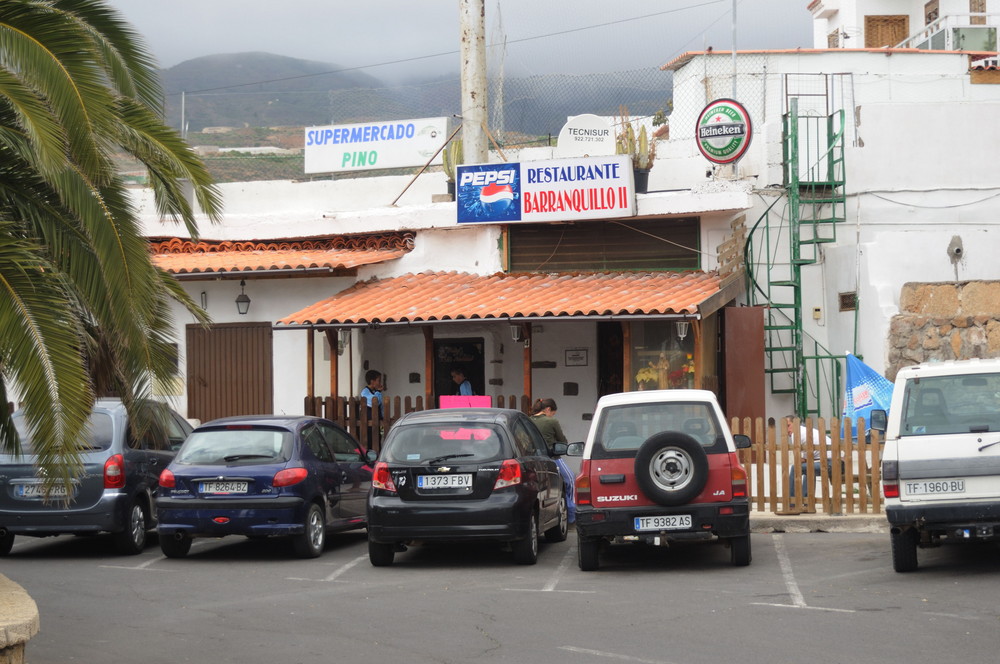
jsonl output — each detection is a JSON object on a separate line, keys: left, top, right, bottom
{"left": 565, "top": 348, "right": 588, "bottom": 367}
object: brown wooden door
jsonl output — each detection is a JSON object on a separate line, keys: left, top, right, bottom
{"left": 865, "top": 15, "right": 909, "bottom": 48}
{"left": 722, "top": 306, "right": 765, "bottom": 421}
{"left": 186, "top": 322, "right": 273, "bottom": 422}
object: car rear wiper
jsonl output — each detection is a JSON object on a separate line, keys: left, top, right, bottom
{"left": 426, "top": 454, "right": 474, "bottom": 464}
{"left": 978, "top": 439, "right": 1000, "bottom": 452}
{"left": 223, "top": 454, "right": 273, "bottom": 461}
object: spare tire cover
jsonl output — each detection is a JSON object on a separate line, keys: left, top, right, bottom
{"left": 634, "top": 432, "right": 710, "bottom": 506}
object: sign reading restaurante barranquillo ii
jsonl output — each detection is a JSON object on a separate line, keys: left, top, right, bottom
{"left": 696, "top": 99, "right": 752, "bottom": 165}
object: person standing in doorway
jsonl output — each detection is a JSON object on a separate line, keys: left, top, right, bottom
{"left": 451, "top": 368, "right": 473, "bottom": 396}
{"left": 531, "top": 398, "right": 576, "bottom": 524}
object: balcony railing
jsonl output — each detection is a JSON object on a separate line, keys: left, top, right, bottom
{"left": 895, "top": 13, "right": 999, "bottom": 51}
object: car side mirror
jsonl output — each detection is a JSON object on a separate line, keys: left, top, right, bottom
{"left": 550, "top": 442, "right": 568, "bottom": 457}
{"left": 869, "top": 409, "right": 887, "bottom": 432}
{"left": 565, "top": 442, "right": 584, "bottom": 457}
{"left": 365, "top": 449, "right": 378, "bottom": 464}
{"left": 732, "top": 434, "right": 752, "bottom": 449}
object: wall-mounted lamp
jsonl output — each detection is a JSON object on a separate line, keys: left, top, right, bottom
{"left": 200, "top": 291, "right": 208, "bottom": 309}
{"left": 235, "top": 279, "right": 251, "bottom": 315}
{"left": 337, "top": 329, "right": 351, "bottom": 356}
{"left": 675, "top": 320, "right": 689, "bottom": 342}
{"left": 510, "top": 324, "right": 524, "bottom": 343}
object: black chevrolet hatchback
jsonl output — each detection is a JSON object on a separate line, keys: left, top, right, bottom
{"left": 367, "top": 408, "right": 567, "bottom": 566}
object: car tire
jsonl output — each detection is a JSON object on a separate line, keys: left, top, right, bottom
{"left": 292, "top": 503, "right": 326, "bottom": 559}
{"left": 0, "top": 531, "right": 13, "bottom": 556}
{"left": 368, "top": 539, "right": 395, "bottom": 567}
{"left": 160, "top": 534, "right": 192, "bottom": 559}
{"left": 729, "top": 534, "right": 752, "bottom": 567}
{"left": 113, "top": 500, "right": 148, "bottom": 555}
{"left": 578, "top": 532, "right": 600, "bottom": 571}
{"left": 544, "top": 494, "right": 569, "bottom": 543}
{"left": 634, "top": 432, "right": 709, "bottom": 506}
{"left": 512, "top": 511, "right": 539, "bottom": 565}
{"left": 891, "top": 528, "right": 919, "bottom": 573}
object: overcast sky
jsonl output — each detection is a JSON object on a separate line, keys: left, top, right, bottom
{"left": 106, "top": 0, "right": 814, "bottom": 82}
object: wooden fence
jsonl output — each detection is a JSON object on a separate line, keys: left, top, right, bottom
{"left": 305, "top": 396, "right": 883, "bottom": 515}
{"left": 731, "top": 417, "right": 883, "bottom": 515}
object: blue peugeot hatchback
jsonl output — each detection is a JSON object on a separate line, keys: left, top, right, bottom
{"left": 156, "top": 415, "right": 374, "bottom": 558}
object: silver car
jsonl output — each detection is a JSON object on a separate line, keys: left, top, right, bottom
{"left": 0, "top": 398, "right": 192, "bottom": 555}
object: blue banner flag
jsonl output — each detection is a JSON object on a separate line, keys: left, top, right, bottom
{"left": 842, "top": 353, "right": 894, "bottom": 434}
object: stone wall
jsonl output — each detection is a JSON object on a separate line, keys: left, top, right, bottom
{"left": 886, "top": 281, "right": 1000, "bottom": 381}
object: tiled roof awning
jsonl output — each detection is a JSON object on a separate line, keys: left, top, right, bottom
{"left": 150, "top": 233, "right": 413, "bottom": 278}
{"left": 277, "top": 270, "right": 741, "bottom": 328}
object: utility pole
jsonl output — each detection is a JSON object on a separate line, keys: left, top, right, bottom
{"left": 459, "top": 0, "right": 488, "bottom": 164}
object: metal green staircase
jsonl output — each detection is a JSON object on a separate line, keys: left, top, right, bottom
{"left": 746, "top": 98, "right": 848, "bottom": 419}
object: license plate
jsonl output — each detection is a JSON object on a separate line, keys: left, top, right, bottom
{"left": 200, "top": 481, "right": 248, "bottom": 494}
{"left": 634, "top": 515, "right": 692, "bottom": 531}
{"left": 16, "top": 483, "right": 70, "bottom": 498}
{"left": 417, "top": 474, "right": 472, "bottom": 489}
{"left": 904, "top": 479, "right": 966, "bottom": 495}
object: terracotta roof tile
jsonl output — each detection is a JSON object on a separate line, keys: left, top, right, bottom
{"left": 277, "top": 270, "right": 723, "bottom": 327}
{"left": 150, "top": 233, "right": 413, "bottom": 276}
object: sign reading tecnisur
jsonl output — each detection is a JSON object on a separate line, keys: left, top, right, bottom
{"left": 696, "top": 99, "right": 752, "bottom": 165}
{"left": 303, "top": 117, "right": 448, "bottom": 174}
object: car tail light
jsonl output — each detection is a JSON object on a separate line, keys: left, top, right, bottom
{"left": 104, "top": 454, "right": 125, "bottom": 489}
{"left": 273, "top": 467, "right": 308, "bottom": 487}
{"left": 882, "top": 460, "right": 899, "bottom": 498}
{"left": 372, "top": 462, "right": 397, "bottom": 493}
{"left": 575, "top": 469, "right": 592, "bottom": 506}
{"left": 493, "top": 459, "right": 522, "bottom": 490}
{"left": 159, "top": 468, "right": 176, "bottom": 489}
{"left": 730, "top": 458, "right": 747, "bottom": 498}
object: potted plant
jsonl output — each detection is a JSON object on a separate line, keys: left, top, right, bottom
{"left": 616, "top": 106, "right": 656, "bottom": 193}
{"left": 442, "top": 138, "right": 463, "bottom": 198}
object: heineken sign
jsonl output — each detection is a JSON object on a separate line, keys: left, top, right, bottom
{"left": 696, "top": 99, "right": 752, "bottom": 165}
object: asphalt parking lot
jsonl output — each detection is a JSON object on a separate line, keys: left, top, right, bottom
{"left": 6, "top": 528, "right": 1000, "bottom": 664}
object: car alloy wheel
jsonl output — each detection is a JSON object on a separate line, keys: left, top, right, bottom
{"left": 114, "top": 501, "right": 148, "bottom": 555}
{"left": 544, "top": 494, "right": 569, "bottom": 543}
{"left": 512, "top": 511, "right": 539, "bottom": 565}
{"left": 293, "top": 504, "right": 326, "bottom": 558}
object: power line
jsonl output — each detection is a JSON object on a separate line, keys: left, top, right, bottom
{"left": 169, "top": 0, "right": 725, "bottom": 97}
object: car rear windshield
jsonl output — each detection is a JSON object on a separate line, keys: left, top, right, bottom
{"left": 592, "top": 401, "right": 727, "bottom": 459}
{"left": 382, "top": 424, "right": 505, "bottom": 464}
{"left": 175, "top": 427, "right": 293, "bottom": 465}
{"left": 900, "top": 372, "right": 1000, "bottom": 436}
{"left": 11, "top": 411, "right": 114, "bottom": 454}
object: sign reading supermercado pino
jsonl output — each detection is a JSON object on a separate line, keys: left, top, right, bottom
{"left": 303, "top": 117, "right": 448, "bottom": 174}
{"left": 696, "top": 99, "right": 752, "bottom": 165}
{"left": 456, "top": 155, "right": 635, "bottom": 225}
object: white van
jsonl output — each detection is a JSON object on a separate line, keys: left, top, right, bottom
{"left": 873, "top": 358, "right": 1000, "bottom": 572}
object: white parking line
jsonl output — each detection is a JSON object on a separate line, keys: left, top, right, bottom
{"left": 559, "top": 646, "right": 676, "bottom": 664}
{"left": 750, "top": 533, "right": 854, "bottom": 613}
{"left": 99, "top": 556, "right": 173, "bottom": 572}
{"left": 505, "top": 545, "right": 596, "bottom": 594}
{"left": 322, "top": 554, "right": 367, "bottom": 582}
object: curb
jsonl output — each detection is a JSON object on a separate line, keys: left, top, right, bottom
{"left": 0, "top": 574, "right": 39, "bottom": 664}
{"left": 750, "top": 513, "right": 888, "bottom": 534}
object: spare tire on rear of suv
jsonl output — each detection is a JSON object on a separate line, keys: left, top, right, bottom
{"left": 634, "top": 432, "right": 709, "bottom": 506}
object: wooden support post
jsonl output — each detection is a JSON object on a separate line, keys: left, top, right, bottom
{"left": 324, "top": 329, "right": 339, "bottom": 399}
{"left": 423, "top": 326, "right": 434, "bottom": 407}
{"left": 306, "top": 328, "right": 315, "bottom": 399}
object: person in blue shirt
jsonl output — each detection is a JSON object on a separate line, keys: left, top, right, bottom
{"left": 450, "top": 368, "right": 473, "bottom": 396}
{"left": 360, "top": 369, "right": 384, "bottom": 418}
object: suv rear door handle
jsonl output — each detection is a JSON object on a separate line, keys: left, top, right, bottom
{"left": 599, "top": 474, "right": 625, "bottom": 484}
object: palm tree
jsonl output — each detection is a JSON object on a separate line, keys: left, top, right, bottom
{"left": 0, "top": 0, "right": 222, "bottom": 484}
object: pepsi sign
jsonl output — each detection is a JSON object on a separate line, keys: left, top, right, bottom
{"left": 456, "top": 164, "right": 520, "bottom": 223}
